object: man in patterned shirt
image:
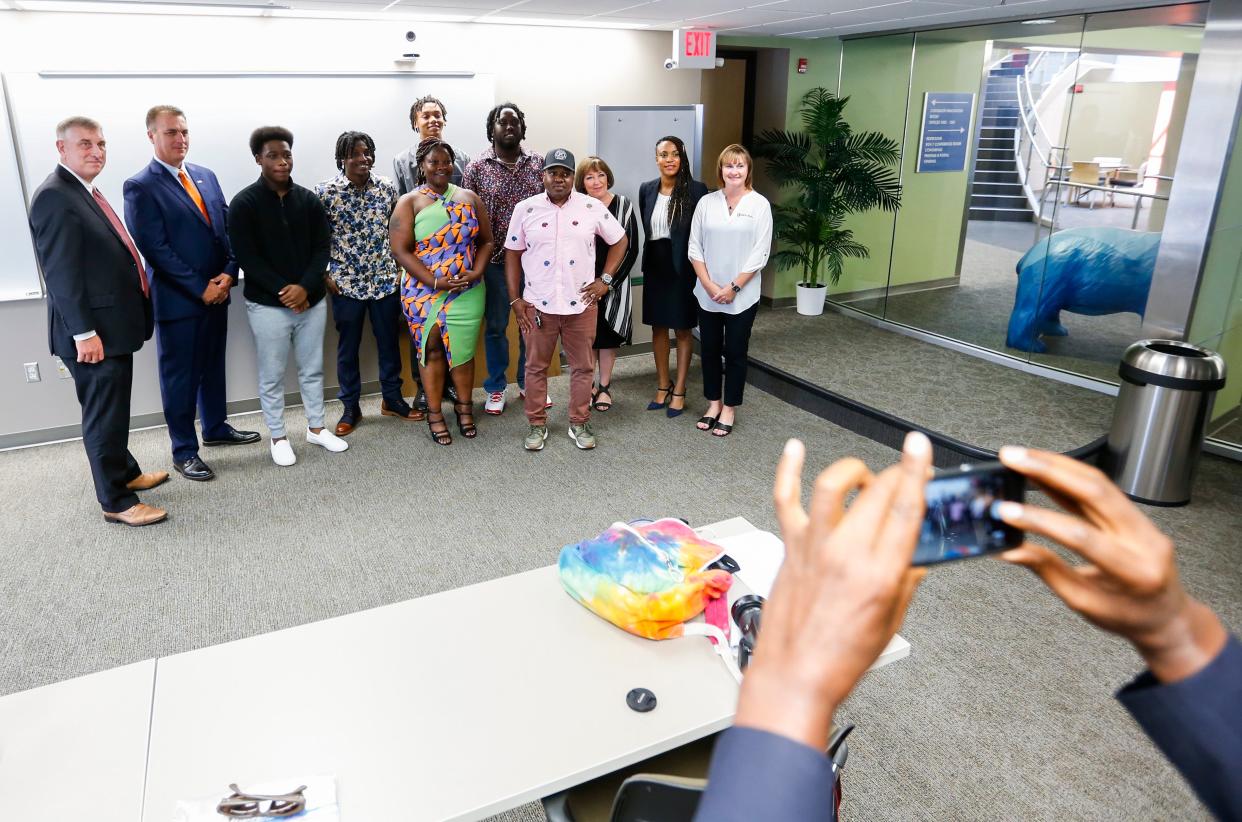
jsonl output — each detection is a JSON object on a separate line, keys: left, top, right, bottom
{"left": 463, "top": 102, "right": 545, "bottom": 416}
{"left": 315, "top": 130, "right": 422, "bottom": 437}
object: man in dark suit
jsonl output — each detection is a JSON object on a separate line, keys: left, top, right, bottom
{"left": 29, "top": 116, "right": 167, "bottom": 527}
{"left": 694, "top": 438, "right": 1239, "bottom": 821}
{"left": 123, "top": 105, "right": 259, "bottom": 482}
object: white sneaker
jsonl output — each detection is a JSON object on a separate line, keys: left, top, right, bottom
{"left": 306, "top": 427, "right": 349, "bottom": 453}
{"left": 270, "top": 438, "right": 296, "bottom": 467}
{"left": 484, "top": 391, "right": 506, "bottom": 415}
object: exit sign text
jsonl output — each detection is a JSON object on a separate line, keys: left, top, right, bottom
{"left": 673, "top": 28, "right": 716, "bottom": 69}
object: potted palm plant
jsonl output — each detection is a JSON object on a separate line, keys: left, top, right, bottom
{"left": 755, "top": 88, "right": 902, "bottom": 316}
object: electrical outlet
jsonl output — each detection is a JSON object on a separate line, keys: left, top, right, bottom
{"left": 54, "top": 357, "right": 71, "bottom": 379}
{"left": 24, "top": 362, "right": 41, "bottom": 383}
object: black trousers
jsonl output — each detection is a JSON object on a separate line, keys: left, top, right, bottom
{"left": 332, "top": 292, "right": 405, "bottom": 409}
{"left": 64, "top": 354, "right": 142, "bottom": 513}
{"left": 698, "top": 302, "right": 759, "bottom": 407}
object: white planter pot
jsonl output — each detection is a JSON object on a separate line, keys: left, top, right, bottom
{"left": 795, "top": 282, "right": 828, "bottom": 316}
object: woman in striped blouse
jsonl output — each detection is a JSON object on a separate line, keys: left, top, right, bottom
{"left": 575, "top": 156, "right": 639, "bottom": 412}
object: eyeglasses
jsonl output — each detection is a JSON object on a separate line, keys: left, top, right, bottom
{"left": 656, "top": 152, "right": 681, "bottom": 160}
{"left": 216, "top": 784, "right": 308, "bottom": 818}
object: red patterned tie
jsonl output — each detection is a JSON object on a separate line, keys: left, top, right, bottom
{"left": 92, "top": 187, "right": 149, "bottom": 297}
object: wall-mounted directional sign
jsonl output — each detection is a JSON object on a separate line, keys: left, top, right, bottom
{"left": 917, "top": 92, "right": 975, "bottom": 173}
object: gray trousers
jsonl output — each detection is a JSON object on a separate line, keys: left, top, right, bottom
{"left": 246, "top": 299, "right": 327, "bottom": 438}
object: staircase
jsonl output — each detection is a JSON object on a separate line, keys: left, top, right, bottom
{"left": 969, "top": 53, "right": 1035, "bottom": 222}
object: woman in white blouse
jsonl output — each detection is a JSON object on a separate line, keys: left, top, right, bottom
{"left": 687, "top": 144, "right": 773, "bottom": 437}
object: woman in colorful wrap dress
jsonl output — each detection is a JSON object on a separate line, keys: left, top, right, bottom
{"left": 390, "top": 138, "right": 494, "bottom": 446}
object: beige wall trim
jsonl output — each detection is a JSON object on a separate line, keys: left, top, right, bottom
{"left": 0, "top": 380, "right": 383, "bottom": 451}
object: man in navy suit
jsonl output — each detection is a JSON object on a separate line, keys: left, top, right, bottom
{"left": 695, "top": 438, "right": 1239, "bottom": 821}
{"left": 30, "top": 116, "right": 167, "bottom": 526}
{"left": 124, "top": 105, "right": 259, "bottom": 482}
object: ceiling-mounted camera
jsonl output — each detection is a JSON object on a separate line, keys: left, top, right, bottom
{"left": 663, "top": 57, "right": 677, "bottom": 70}
{"left": 399, "top": 30, "right": 419, "bottom": 61}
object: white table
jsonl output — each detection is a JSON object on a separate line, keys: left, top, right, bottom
{"left": 0, "top": 660, "right": 154, "bottom": 821}
{"left": 0, "top": 518, "right": 910, "bottom": 822}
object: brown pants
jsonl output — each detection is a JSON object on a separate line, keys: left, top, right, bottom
{"left": 523, "top": 304, "right": 597, "bottom": 426}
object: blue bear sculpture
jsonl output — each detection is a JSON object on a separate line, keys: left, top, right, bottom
{"left": 1006, "top": 227, "right": 1158, "bottom": 353}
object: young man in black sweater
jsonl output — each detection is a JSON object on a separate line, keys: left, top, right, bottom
{"left": 228, "top": 126, "right": 348, "bottom": 467}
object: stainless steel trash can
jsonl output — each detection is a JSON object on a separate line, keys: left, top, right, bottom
{"left": 1105, "top": 340, "right": 1226, "bottom": 506}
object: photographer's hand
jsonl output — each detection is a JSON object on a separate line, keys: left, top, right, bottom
{"left": 997, "top": 447, "right": 1227, "bottom": 684}
{"left": 734, "top": 432, "right": 931, "bottom": 751}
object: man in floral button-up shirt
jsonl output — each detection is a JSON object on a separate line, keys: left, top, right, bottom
{"left": 315, "top": 130, "right": 423, "bottom": 436}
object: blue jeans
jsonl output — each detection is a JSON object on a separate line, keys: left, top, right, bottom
{"left": 332, "top": 291, "right": 404, "bottom": 409}
{"left": 482, "top": 260, "right": 525, "bottom": 394}
{"left": 246, "top": 299, "right": 327, "bottom": 438}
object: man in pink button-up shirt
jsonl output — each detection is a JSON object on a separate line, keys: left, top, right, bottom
{"left": 505, "top": 148, "right": 628, "bottom": 451}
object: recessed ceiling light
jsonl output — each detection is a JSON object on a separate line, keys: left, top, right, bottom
{"left": 1021, "top": 18, "right": 1057, "bottom": 24}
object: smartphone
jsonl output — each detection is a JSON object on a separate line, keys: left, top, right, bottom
{"left": 913, "top": 462, "right": 1025, "bottom": 566}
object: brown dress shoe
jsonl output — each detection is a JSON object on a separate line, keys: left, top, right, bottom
{"left": 125, "top": 471, "right": 170, "bottom": 491}
{"left": 335, "top": 406, "right": 361, "bottom": 436}
{"left": 103, "top": 502, "right": 168, "bottom": 527}
{"left": 381, "top": 399, "right": 425, "bottom": 421}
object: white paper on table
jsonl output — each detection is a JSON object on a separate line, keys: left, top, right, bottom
{"left": 173, "top": 774, "right": 338, "bottom": 821}
{"left": 713, "top": 530, "right": 786, "bottom": 599}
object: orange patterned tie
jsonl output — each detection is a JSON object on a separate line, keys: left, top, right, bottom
{"left": 179, "top": 170, "right": 211, "bottom": 224}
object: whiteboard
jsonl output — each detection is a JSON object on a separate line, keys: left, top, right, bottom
{"left": 3, "top": 70, "right": 495, "bottom": 299}
{"left": 0, "top": 78, "right": 43, "bottom": 301}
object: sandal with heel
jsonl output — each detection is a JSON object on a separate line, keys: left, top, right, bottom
{"left": 646, "top": 385, "right": 672, "bottom": 411}
{"left": 592, "top": 383, "right": 614, "bottom": 412}
{"left": 666, "top": 391, "right": 686, "bottom": 419}
{"left": 427, "top": 411, "right": 452, "bottom": 446}
{"left": 453, "top": 402, "right": 478, "bottom": 439}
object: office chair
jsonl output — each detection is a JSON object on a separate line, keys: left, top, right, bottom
{"left": 1066, "top": 161, "right": 1102, "bottom": 208}
{"left": 1106, "top": 162, "right": 1146, "bottom": 207}
{"left": 541, "top": 725, "right": 854, "bottom": 822}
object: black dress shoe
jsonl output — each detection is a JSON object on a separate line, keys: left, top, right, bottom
{"left": 173, "top": 456, "right": 216, "bottom": 481}
{"left": 446, "top": 384, "right": 460, "bottom": 404}
{"left": 414, "top": 389, "right": 429, "bottom": 413}
{"left": 202, "top": 428, "right": 261, "bottom": 447}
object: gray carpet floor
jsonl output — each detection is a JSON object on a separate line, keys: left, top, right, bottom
{"left": 746, "top": 306, "right": 1116, "bottom": 453}
{"left": 1, "top": 353, "right": 1238, "bottom": 821}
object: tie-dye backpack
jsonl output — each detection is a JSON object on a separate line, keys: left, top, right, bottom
{"left": 557, "top": 518, "right": 734, "bottom": 642}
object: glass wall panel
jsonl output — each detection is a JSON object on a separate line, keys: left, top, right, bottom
{"left": 1190, "top": 74, "right": 1242, "bottom": 448}
{"left": 832, "top": 34, "right": 914, "bottom": 318}
{"left": 1029, "top": 5, "right": 1205, "bottom": 379}
{"left": 879, "top": 21, "right": 1084, "bottom": 361}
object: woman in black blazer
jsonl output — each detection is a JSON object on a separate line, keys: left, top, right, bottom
{"left": 638, "top": 135, "right": 708, "bottom": 418}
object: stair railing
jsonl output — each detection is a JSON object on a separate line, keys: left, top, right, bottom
{"left": 1015, "top": 51, "right": 1070, "bottom": 225}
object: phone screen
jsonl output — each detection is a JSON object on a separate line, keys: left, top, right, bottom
{"left": 913, "top": 463, "right": 1025, "bottom": 566}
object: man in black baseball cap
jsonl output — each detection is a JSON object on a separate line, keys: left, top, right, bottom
{"left": 503, "top": 146, "right": 628, "bottom": 451}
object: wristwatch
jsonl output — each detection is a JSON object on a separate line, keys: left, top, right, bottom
{"left": 600, "top": 273, "right": 615, "bottom": 291}
{"left": 731, "top": 282, "right": 742, "bottom": 294}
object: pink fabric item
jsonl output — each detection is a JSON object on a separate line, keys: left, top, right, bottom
{"left": 704, "top": 594, "right": 730, "bottom": 646}
{"left": 504, "top": 190, "right": 626, "bottom": 315}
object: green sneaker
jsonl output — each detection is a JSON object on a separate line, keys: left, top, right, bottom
{"left": 524, "top": 425, "right": 549, "bottom": 451}
{"left": 568, "top": 422, "right": 597, "bottom": 450}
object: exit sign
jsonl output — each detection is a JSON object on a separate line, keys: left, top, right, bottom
{"left": 674, "top": 28, "right": 716, "bottom": 69}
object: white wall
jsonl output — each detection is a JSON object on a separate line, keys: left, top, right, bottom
{"left": 0, "top": 10, "right": 704, "bottom": 443}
